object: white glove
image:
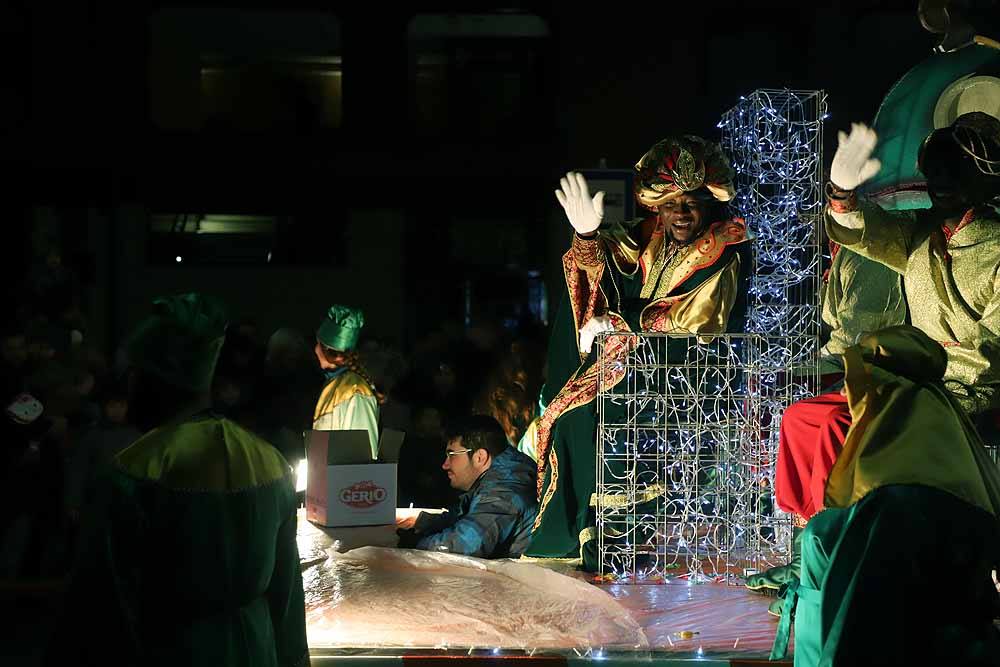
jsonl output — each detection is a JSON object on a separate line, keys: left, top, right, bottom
{"left": 830, "top": 123, "right": 882, "bottom": 191}
{"left": 579, "top": 315, "right": 615, "bottom": 354}
{"left": 555, "top": 171, "right": 605, "bottom": 235}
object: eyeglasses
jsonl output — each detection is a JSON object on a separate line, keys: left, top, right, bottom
{"left": 445, "top": 448, "right": 473, "bottom": 458}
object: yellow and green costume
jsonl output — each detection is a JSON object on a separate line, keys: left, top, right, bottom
{"left": 56, "top": 294, "right": 307, "bottom": 667}
{"left": 313, "top": 368, "right": 379, "bottom": 458}
{"left": 771, "top": 326, "right": 1000, "bottom": 665}
{"left": 313, "top": 304, "right": 379, "bottom": 459}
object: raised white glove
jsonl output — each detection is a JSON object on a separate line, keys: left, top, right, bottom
{"left": 555, "top": 171, "right": 605, "bottom": 235}
{"left": 830, "top": 123, "right": 882, "bottom": 191}
{"left": 579, "top": 315, "right": 615, "bottom": 354}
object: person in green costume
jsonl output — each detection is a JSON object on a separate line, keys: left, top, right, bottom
{"left": 769, "top": 325, "right": 1000, "bottom": 665}
{"left": 748, "top": 39, "right": 1000, "bottom": 606}
{"left": 861, "top": 36, "right": 1000, "bottom": 211}
{"left": 313, "top": 304, "right": 380, "bottom": 459}
{"left": 52, "top": 294, "right": 307, "bottom": 667}
{"left": 524, "top": 136, "right": 752, "bottom": 570}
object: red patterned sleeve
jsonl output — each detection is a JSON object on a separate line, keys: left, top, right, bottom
{"left": 563, "top": 234, "right": 608, "bottom": 360}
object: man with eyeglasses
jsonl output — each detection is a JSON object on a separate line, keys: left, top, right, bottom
{"left": 396, "top": 415, "right": 538, "bottom": 559}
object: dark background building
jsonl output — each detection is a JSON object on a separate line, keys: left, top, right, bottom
{"left": 4, "top": 1, "right": 997, "bottom": 354}
{"left": 2, "top": 2, "right": 999, "bottom": 662}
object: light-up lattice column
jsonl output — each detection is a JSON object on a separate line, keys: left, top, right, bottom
{"left": 595, "top": 89, "right": 826, "bottom": 582}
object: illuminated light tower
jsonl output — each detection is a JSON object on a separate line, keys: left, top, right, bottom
{"left": 595, "top": 89, "right": 826, "bottom": 583}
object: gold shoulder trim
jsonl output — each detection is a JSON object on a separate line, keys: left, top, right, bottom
{"left": 662, "top": 219, "right": 747, "bottom": 294}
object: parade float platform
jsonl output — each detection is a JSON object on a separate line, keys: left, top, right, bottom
{"left": 298, "top": 511, "right": 790, "bottom": 667}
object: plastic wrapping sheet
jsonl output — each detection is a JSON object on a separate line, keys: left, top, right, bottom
{"left": 304, "top": 547, "right": 648, "bottom": 650}
{"left": 296, "top": 510, "right": 397, "bottom": 568}
{"left": 298, "top": 512, "right": 786, "bottom": 657}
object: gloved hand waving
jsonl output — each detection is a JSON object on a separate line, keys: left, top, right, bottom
{"left": 830, "top": 123, "right": 882, "bottom": 191}
{"left": 555, "top": 171, "right": 605, "bottom": 235}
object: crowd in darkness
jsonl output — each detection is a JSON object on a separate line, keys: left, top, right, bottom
{"left": 0, "top": 239, "right": 550, "bottom": 582}
{"left": 1, "top": 244, "right": 122, "bottom": 580}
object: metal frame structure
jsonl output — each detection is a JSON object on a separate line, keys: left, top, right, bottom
{"left": 595, "top": 89, "right": 827, "bottom": 582}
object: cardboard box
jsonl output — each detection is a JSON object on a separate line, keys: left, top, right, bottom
{"left": 305, "top": 429, "right": 400, "bottom": 527}
{"left": 378, "top": 428, "right": 405, "bottom": 464}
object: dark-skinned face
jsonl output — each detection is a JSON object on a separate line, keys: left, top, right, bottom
{"left": 656, "top": 194, "right": 709, "bottom": 245}
{"left": 925, "top": 165, "right": 971, "bottom": 216}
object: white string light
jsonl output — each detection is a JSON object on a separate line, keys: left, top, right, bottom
{"left": 595, "top": 90, "right": 826, "bottom": 583}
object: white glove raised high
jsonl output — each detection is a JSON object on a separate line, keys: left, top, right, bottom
{"left": 830, "top": 123, "right": 882, "bottom": 191}
{"left": 555, "top": 171, "right": 605, "bottom": 235}
{"left": 579, "top": 315, "right": 615, "bottom": 355}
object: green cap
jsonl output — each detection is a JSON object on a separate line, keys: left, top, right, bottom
{"left": 126, "top": 293, "right": 228, "bottom": 392}
{"left": 316, "top": 304, "right": 364, "bottom": 352}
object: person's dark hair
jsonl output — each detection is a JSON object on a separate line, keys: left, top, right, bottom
{"left": 319, "top": 344, "right": 383, "bottom": 402}
{"left": 920, "top": 113, "right": 1000, "bottom": 207}
{"left": 128, "top": 368, "right": 203, "bottom": 432}
{"left": 98, "top": 372, "right": 130, "bottom": 404}
{"left": 446, "top": 414, "right": 508, "bottom": 459}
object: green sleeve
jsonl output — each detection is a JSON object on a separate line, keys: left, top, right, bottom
{"left": 822, "top": 250, "right": 907, "bottom": 357}
{"left": 541, "top": 291, "right": 584, "bottom": 407}
{"left": 267, "top": 501, "right": 308, "bottom": 667}
{"left": 824, "top": 201, "right": 920, "bottom": 274}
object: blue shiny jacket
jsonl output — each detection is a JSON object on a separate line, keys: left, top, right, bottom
{"left": 414, "top": 447, "right": 538, "bottom": 558}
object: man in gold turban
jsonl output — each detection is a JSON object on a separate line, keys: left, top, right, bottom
{"left": 526, "top": 136, "right": 752, "bottom": 570}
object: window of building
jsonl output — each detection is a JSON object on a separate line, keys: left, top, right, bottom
{"left": 200, "top": 56, "right": 342, "bottom": 133}
{"left": 150, "top": 8, "right": 342, "bottom": 132}
{"left": 147, "top": 213, "right": 346, "bottom": 266}
{"left": 408, "top": 13, "right": 550, "bottom": 137}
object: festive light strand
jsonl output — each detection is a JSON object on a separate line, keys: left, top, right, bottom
{"left": 595, "top": 90, "right": 826, "bottom": 583}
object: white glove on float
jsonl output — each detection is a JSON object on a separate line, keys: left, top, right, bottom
{"left": 555, "top": 171, "right": 605, "bottom": 235}
{"left": 830, "top": 123, "right": 882, "bottom": 192}
{"left": 828, "top": 123, "right": 882, "bottom": 231}
{"left": 579, "top": 315, "right": 616, "bottom": 355}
